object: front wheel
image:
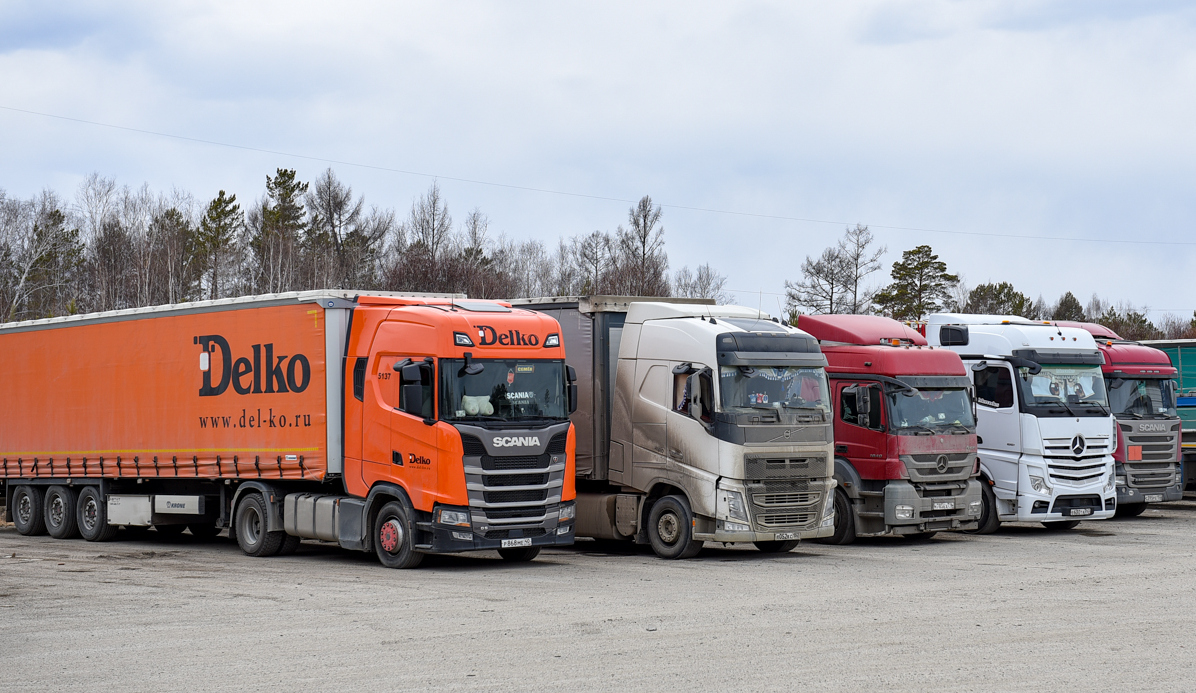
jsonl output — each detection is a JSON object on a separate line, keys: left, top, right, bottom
{"left": 818, "top": 489, "right": 856, "bottom": 545}
{"left": 754, "top": 540, "right": 799, "bottom": 553}
{"left": 498, "top": 547, "right": 541, "bottom": 562}
{"left": 647, "top": 495, "right": 703, "bottom": 559}
{"left": 1042, "top": 520, "right": 1081, "bottom": 531}
{"left": 966, "top": 482, "right": 1000, "bottom": 535}
{"left": 373, "top": 501, "right": 424, "bottom": 569}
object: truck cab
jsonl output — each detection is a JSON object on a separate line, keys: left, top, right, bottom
{"left": 515, "top": 297, "right": 837, "bottom": 558}
{"left": 1060, "top": 322, "right": 1183, "bottom": 515}
{"left": 798, "top": 315, "right": 982, "bottom": 542}
{"left": 925, "top": 314, "right": 1117, "bottom": 531}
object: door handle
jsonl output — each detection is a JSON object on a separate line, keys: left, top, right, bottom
{"left": 669, "top": 448, "right": 684, "bottom": 460}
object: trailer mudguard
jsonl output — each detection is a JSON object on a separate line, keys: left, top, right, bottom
{"left": 230, "top": 481, "right": 285, "bottom": 532}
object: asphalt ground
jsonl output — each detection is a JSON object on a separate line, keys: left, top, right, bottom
{"left": 2, "top": 501, "right": 1194, "bottom": 692}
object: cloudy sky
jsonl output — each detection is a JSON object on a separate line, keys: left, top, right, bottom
{"left": 2, "top": 1, "right": 1194, "bottom": 318}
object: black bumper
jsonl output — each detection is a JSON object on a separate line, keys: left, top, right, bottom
{"left": 426, "top": 524, "right": 575, "bottom": 552}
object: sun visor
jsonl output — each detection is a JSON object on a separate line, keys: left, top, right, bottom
{"left": 894, "top": 375, "right": 973, "bottom": 389}
{"left": 1012, "top": 348, "right": 1104, "bottom": 366}
{"left": 715, "top": 332, "right": 827, "bottom": 367}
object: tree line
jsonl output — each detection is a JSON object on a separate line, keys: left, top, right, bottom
{"left": 785, "top": 225, "right": 1193, "bottom": 341}
{"left": 0, "top": 169, "right": 731, "bottom": 322}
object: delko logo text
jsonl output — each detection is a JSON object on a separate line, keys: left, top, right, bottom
{"left": 477, "top": 325, "right": 540, "bottom": 347}
{"left": 492, "top": 436, "right": 541, "bottom": 448}
{"left": 197, "top": 335, "right": 311, "bottom": 396}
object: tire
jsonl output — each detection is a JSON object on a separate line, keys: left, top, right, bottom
{"left": 1042, "top": 520, "right": 1081, "bottom": 530}
{"left": 154, "top": 524, "right": 187, "bottom": 536}
{"left": 498, "top": 547, "right": 541, "bottom": 562}
{"left": 235, "top": 494, "right": 284, "bottom": 557}
{"left": 966, "top": 482, "right": 1000, "bottom": 535}
{"left": 818, "top": 489, "right": 856, "bottom": 545}
{"left": 647, "top": 495, "right": 703, "bottom": 559}
{"left": 754, "top": 540, "right": 800, "bottom": 553}
{"left": 277, "top": 533, "right": 302, "bottom": 555}
{"left": 1116, "top": 503, "right": 1148, "bottom": 518}
{"left": 13, "top": 486, "right": 48, "bottom": 536}
{"left": 76, "top": 486, "right": 118, "bottom": 542}
{"left": 44, "top": 486, "right": 80, "bottom": 539}
{"left": 187, "top": 522, "right": 222, "bottom": 540}
{"left": 902, "top": 531, "right": 938, "bottom": 542}
{"left": 373, "top": 501, "right": 424, "bottom": 569}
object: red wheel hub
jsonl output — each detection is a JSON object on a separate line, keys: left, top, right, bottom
{"left": 379, "top": 518, "right": 402, "bottom": 553}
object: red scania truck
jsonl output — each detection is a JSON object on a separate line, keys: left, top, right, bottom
{"left": 1, "top": 291, "right": 577, "bottom": 568}
{"left": 1060, "top": 322, "right": 1183, "bottom": 515}
{"left": 797, "top": 315, "right": 982, "bottom": 542}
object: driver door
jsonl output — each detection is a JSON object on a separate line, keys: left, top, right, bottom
{"left": 972, "top": 363, "right": 1020, "bottom": 503}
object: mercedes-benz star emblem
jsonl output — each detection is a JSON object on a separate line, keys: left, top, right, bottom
{"left": 1070, "top": 435, "right": 1086, "bottom": 456}
{"left": 936, "top": 455, "right": 950, "bottom": 473}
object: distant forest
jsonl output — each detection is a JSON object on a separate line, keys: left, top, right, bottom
{"left": 2, "top": 168, "right": 1187, "bottom": 341}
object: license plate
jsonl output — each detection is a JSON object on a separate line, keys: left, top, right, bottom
{"left": 932, "top": 500, "right": 955, "bottom": 511}
{"left": 1145, "top": 494, "right": 1163, "bottom": 503}
{"left": 501, "top": 538, "right": 532, "bottom": 548}
{"left": 774, "top": 532, "right": 797, "bottom": 540}
{"left": 1068, "top": 508, "right": 1093, "bottom": 517}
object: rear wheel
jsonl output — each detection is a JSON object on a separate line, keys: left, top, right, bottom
{"left": 818, "top": 489, "right": 856, "bottom": 545}
{"left": 373, "top": 501, "right": 424, "bottom": 569}
{"left": 1042, "top": 520, "right": 1081, "bottom": 530}
{"left": 754, "top": 540, "right": 800, "bottom": 553}
{"left": 498, "top": 547, "right": 541, "bottom": 562}
{"left": 966, "top": 482, "right": 1000, "bottom": 535}
{"left": 647, "top": 495, "right": 703, "bottom": 559}
{"left": 235, "top": 494, "right": 284, "bottom": 557}
{"left": 45, "top": 486, "right": 80, "bottom": 539}
{"left": 1115, "top": 503, "right": 1148, "bottom": 518}
{"left": 76, "top": 486, "right": 118, "bottom": 542}
{"left": 12, "top": 485, "right": 47, "bottom": 536}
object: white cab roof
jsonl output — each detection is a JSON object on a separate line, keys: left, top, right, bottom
{"left": 926, "top": 313, "right": 1098, "bottom": 355}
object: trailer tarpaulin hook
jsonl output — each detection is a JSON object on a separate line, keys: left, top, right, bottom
{"left": 192, "top": 455, "right": 199, "bottom": 476}
{"left": 255, "top": 455, "right": 261, "bottom": 478}
{"left": 233, "top": 455, "right": 239, "bottom": 477}
{"left": 172, "top": 455, "right": 178, "bottom": 476}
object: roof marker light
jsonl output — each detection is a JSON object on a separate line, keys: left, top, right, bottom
{"left": 454, "top": 332, "right": 475, "bottom": 347}
{"left": 544, "top": 333, "right": 561, "bottom": 348}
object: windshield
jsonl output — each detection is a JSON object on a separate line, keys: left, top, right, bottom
{"left": 718, "top": 366, "right": 831, "bottom": 413}
{"left": 887, "top": 388, "right": 975, "bottom": 433}
{"left": 1016, "top": 364, "right": 1109, "bottom": 414}
{"left": 1107, "top": 377, "right": 1177, "bottom": 418}
{"left": 439, "top": 359, "right": 568, "bottom": 423}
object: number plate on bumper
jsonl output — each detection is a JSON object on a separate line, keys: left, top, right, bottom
{"left": 932, "top": 500, "right": 955, "bottom": 511}
{"left": 1067, "top": 508, "right": 1093, "bottom": 517}
{"left": 501, "top": 538, "right": 532, "bottom": 548}
{"left": 773, "top": 532, "right": 797, "bottom": 540}
{"left": 1145, "top": 494, "right": 1163, "bottom": 503}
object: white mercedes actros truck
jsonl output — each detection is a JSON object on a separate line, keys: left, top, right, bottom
{"left": 925, "top": 314, "right": 1117, "bottom": 531}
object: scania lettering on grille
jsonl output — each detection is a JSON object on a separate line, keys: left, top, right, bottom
{"left": 492, "top": 436, "right": 540, "bottom": 447}
{"left": 1139, "top": 423, "right": 1167, "bottom": 432}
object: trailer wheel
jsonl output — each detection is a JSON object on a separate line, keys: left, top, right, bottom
{"left": 277, "top": 533, "right": 302, "bottom": 555}
{"left": 1115, "top": 503, "right": 1147, "bottom": 518}
{"left": 498, "top": 547, "right": 541, "bottom": 562}
{"left": 1041, "top": 520, "right": 1081, "bottom": 530}
{"left": 187, "top": 523, "right": 222, "bottom": 540}
{"left": 647, "top": 495, "right": 703, "bottom": 559}
{"left": 44, "top": 486, "right": 79, "bottom": 539}
{"left": 235, "top": 494, "right": 284, "bottom": 557}
{"left": 77, "top": 486, "right": 118, "bottom": 542}
{"left": 966, "top": 482, "right": 1000, "bottom": 535}
{"left": 818, "top": 489, "right": 856, "bottom": 545}
{"left": 754, "top": 540, "right": 800, "bottom": 553}
{"left": 12, "top": 485, "right": 47, "bottom": 536}
{"left": 373, "top": 501, "right": 424, "bottom": 569}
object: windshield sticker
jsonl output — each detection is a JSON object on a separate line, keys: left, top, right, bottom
{"left": 504, "top": 391, "right": 535, "bottom": 403}
{"left": 507, "top": 369, "right": 515, "bottom": 385}
{"left": 516, "top": 364, "right": 535, "bottom": 373}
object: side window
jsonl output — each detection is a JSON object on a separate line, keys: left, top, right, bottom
{"left": 839, "top": 383, "right": 882, "bottom": 430}
{"left": 398, "top": 360, "right": 435, "bottom": 418}
{"left": 975, "top": 366, "right": 1014, "bottom": 409}
{"left": 698, "top": 371, "right": 714, "bottom": 424}
{"left": 672, "top": 366, "right": 713, "bottom": 424}
{"left": 353, "top": 357, "right": 366, "bottom": 402}
{"left": 673, "top": 373, "right": 690, "bottom": 415}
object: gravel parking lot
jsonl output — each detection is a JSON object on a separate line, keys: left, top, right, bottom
{"left": 2, "top": 502, "right": 1195, "bottom": 692}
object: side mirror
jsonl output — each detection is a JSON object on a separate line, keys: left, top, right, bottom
{"left": 461, "top": 352, "right": 484, "bottom": 376}
{"left": 568, "top": 383, "right": 578, "bottom": 414}
{"left": 400, "top": 364, "right": 422, "bottom": 384}
{"left": 401, "top": 384, "right": 424, "bottom": 416}
{"left": 687, "top": 372, "right": 703, "bottom": 421}
{"left": 567, "top": 365, "right": 577, "bottom": 382}
{"left": 971, "top": 361, "right": 988, "bottom": 372}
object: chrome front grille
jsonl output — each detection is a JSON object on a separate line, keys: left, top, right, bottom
{"left": 1042, "top": 435, "right": 1110, "bottom": 487}
{"left": 902, "top": 452, "right": 974, "bottom": 483}
{"left": 744, "top": 453, "right": 826, "bottom": 532}
{"left": 461, "top": 429, "right": 569, "bottom": 530}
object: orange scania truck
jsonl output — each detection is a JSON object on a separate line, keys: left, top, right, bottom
{"left": 0, "top": 291, "right": 577, "bottom": 568}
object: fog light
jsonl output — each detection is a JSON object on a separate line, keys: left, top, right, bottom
{"left": 1116, "top": 475, "right": 1126, "bottom": 488}
{"left": 451, "top": 531, "right": 472, "bottom": 541}
{"left": 720, "top": 520, "right": 750, "bottom": 532}
{"left": 557, "top": 525, "right": 571, "bottom": 535}
{"left": 969, "top": 501, "right": 982, "bottom": 516}
{"left": 894, "top": 505, "right": 915, "bottom": 520}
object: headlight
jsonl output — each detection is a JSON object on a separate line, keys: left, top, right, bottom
{"left": 437, "top": 508, "right": 471, "bottom": 527}
{"left": 894, "top": 505, "right": 914, "bottom": 520}
{"left": 718, "top": 489, "right": 749, "bottom": 523}
{"left": 1029, "top": 475, "right": 1051, "bottom": 493}
{"left": 558, "top": 503, "right": 576, "bottom": 521}
{"left": 1104, "top": 471, "right": 1116, "bottom": 492}
{"left": 820, "top": 492, "right": 835, "bottom": 528}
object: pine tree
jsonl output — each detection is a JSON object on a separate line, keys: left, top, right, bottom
{"left": 198, "top": 191, "right": 242, "bottom": 300}
{"left": 1052, "top": 291, "right": 1085, "bottom": 321}
{"left": 872, "top": 245, "right": 958, "bottom": 320}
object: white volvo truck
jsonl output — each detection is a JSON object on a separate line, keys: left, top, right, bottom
{"left": 925, "top": 314, "right": 1117, "bottom": 531}
{"left": 513, "top": 296, "right": 836, "bottom": 558}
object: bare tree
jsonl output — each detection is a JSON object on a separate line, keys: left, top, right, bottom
{"left": 785, "top": 246, "right": 850, "bottom": 315}
{"left": 572, "top": 230, "right": 613, "bottom": 295}
{"left": 305, "top": 168, "right": 364, "bottom": 289}
{"left": 837, "top": 224, "right": 885, "bottom": 314}
{"left": 673, "top": 263, "right": 732, "bottom": 304}
{"left": 612, "top": 196, "right": 669, "bottom": 296}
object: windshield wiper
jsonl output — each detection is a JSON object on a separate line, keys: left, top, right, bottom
{"left": 896, "top": 424, "right": 936, "bottom": 435}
